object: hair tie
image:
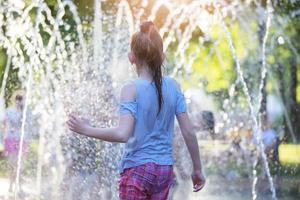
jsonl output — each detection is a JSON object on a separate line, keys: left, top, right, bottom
{"left": 140, "top": 21, "right": 154, "bottom": 33}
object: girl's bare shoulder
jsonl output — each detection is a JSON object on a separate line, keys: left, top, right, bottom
{"left": 120, "top": 80, "right": 137, "bottom": 101}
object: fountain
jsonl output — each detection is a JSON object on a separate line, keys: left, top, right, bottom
{"left": 0, "top": 0, "right": 299, "bottom": 200}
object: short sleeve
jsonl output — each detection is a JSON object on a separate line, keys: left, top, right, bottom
{"left": 175, "top": 85, "right": 187, "bottom": 114}
{"left": 119, "top": 101, "right": 137, "bottom": 120}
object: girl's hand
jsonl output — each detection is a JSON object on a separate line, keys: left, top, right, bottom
{"left": 67, "top": 115, "right": 91, "bottom": 136}
{"left": 191, "top": 170, "right": 205, "bottom": 192}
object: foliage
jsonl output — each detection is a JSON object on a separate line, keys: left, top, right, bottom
{"left": 279, "top": 144, "right": 300, "bottom": 164}
{"left": 0, "top": 0, "right": 300, "bottom": 139}
{"left": 0, "top": 49, "right": 21, "bottom": 106}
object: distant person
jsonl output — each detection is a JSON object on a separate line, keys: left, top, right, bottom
{"left": 200, "top": 111, "right": 215, "bottom": 139}
{"left": 252, "top": 122, "right": 279, "bottom": 163}
{"left": 2, "top": 93, "right": 31, "bottom": 196}
{"left": 67, "top": 21, "right": 205, "bottom": 200}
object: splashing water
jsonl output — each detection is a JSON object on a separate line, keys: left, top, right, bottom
{"left": 0, "top": 0, "right": 297, "bottom": 199}
{"left": 216, "top": 1, "right": 277, "bottom": 199}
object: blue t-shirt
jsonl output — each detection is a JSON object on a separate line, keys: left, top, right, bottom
{"left": 118, "top": 76, "right": 187, "bottom": 172}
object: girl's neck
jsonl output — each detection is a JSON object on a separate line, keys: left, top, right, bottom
{"left": 136, "top": 64, "right": 153, "bottom": 82}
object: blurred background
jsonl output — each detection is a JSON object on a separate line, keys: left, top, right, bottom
{"left": 0, "top": 0, "right": 299, "bottom": 200}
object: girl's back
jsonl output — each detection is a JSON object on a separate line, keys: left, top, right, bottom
{"left": 119, "top": 76, "right": 186, "bottom": 171}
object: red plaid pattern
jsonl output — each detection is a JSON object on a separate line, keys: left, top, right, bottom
{"left": 119, "top": 163, "right": 173, "bottom": 200}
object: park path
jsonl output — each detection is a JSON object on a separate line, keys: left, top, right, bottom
{"left": 0, "top": 176, "right": 298, "bottom": 200}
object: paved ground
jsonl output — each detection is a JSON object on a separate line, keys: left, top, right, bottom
{"left": 0, "top": 177, "right": 36, "bottom": 200}
{"left": 0, "top": 175, "right": 299, "bottom": 200}
{"left": 0, "top": 178, "right": 9, "bottom": 200}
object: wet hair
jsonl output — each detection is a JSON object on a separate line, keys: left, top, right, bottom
{"left": 131, "top": 21, "right": 164, "bottom": 115}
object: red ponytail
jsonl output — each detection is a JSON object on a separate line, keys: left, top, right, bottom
{"left": 131, "top": 21, "right": 164, "bottom": 115}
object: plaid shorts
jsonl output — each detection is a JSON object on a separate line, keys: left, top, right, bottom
{"left": 119, "top": 163, "right": 174, "bottom": 200}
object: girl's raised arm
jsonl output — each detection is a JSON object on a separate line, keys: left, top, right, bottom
{"left": 67, "top": 82, "right": 136, "bottom": 143}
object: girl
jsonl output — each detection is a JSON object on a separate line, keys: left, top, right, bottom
{"left": 2, "top": 93, "right": 29, "bottom": 195}
{"left": 67, "top": 21, "right": 205, "bottom": 200}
